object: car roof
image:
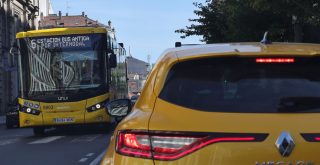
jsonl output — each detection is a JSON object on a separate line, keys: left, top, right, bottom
{"left": 158, "top": 42, "right": 320, "bottom": 62}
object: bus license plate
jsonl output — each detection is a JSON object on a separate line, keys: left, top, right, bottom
{"left": 54, "top": 118, "right": 74, "bottom": 123}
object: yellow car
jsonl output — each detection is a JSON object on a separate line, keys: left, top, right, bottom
{"left": 102, "top": 42, "right": 320, "bottom": 165}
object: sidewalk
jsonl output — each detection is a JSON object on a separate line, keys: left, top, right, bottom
{"left": 0, "top": 116, "right": 5, "bottom": 125}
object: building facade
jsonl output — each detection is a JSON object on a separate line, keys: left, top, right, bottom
{"left": 38, "top": 0, "right": 53, "bottom": 17}
{"left": 126, "top": 56, "right": 149, "bottom": 97}
{"left": 39, "top": 11, "right": 112, "bottom": 30}
{"left": 36, "top": 0, "right": 53, "bottom": 29}
{"left": 0, "top": 0, "right": 39, "bottom": 115}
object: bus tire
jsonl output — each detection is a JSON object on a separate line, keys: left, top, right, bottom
{"left": 33, "top": 127, "right": 45, "bottom": 136}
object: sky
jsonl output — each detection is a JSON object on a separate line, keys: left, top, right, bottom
{"left": 51, "top": 0, "right": 205, "bottom": 63}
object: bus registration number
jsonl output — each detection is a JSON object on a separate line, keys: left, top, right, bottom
{"left": 54, "top": 118, "right": 74, "bottom": 123}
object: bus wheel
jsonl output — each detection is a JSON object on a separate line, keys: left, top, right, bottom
{"left": 33, "top": 127, "right": 45, "bottom": 136}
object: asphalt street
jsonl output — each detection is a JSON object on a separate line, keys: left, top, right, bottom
{"left": 0, "top": 124, "right": 114, "bottom": 165}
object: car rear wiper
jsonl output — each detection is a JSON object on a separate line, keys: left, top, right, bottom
{"left": 277, "top": 97, "right": 320, "bottom": 112}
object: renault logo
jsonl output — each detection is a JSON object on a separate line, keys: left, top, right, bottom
{"left": 275, "top": 132, "right": 295, "bottom": 157}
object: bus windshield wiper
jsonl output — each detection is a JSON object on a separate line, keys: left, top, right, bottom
{"left": 277, "top": 97, "right": 320, "bottom": 112}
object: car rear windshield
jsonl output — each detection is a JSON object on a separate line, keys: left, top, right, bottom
{"left": 159, "top": 57, "right": 320, "bottom": 113}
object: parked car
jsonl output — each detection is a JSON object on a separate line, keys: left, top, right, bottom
{"left": 6, "top": 100, "right": 19, "bottom": 129}
{"left": 102, "top": 41, "right": 320, "bottom": 165}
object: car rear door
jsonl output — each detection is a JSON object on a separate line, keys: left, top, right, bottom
{"left": 149, "top": 56, "right": 320, "bottom": 165}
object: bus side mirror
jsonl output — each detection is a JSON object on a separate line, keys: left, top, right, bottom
{"left": 106, "top": 99, "right": 131, "bottom": 117}
{"left": 109, "top": 53, "right": 117, "bottom": 68}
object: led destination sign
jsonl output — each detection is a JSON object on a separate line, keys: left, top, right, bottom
{"left": 30, "top": 35, "right": 97, "bottom": 50}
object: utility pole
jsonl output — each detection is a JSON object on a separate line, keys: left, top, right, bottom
{"left": 292, "top": 15, "right": 303, "bottom": 42}
{"left": 147, "top": 54, "right": 151, "bottom": 72}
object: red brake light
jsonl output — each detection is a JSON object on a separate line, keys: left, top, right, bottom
{"left": 116, "top": 131, "right": 264, "bottom": 161}
{"left": 117, "top": 133, "right": 152, "bottom": 158}
{"left": 123, "top": 133, "right": 150, "bottom": 150}
{"left": 256, "top": 58, "right": 295, "bottom": 63}
{"left": 314, "top": 137, "right": 320, "bottom": 141}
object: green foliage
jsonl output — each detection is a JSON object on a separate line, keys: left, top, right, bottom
{"left": 176, "top": 0, "right": 320, "bottom": 43}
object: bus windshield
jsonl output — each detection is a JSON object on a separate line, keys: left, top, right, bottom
{"left": 18, "top": 34, "right": 107, "bottom": 98}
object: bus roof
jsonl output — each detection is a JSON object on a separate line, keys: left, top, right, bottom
{"left": 16, "top": 27, "right": 107, "bottom": 39}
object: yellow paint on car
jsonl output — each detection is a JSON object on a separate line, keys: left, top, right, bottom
{"left": 102, "top": 43, "right": 320, "bottom": 165}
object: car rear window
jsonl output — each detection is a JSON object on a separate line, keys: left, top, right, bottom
{"left": 159, "top": 57, "right": 320, "bottom": 113}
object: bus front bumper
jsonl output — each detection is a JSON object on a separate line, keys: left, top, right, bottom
{"left": 19, "top": 110, "right": 112, "bottom": 128}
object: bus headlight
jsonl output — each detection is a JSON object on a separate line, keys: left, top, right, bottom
{"left": 26, "top": 108, "right": 31, "bottom": 113}
{"left": 21, "top": 106, "right": 41, "bottom": 115}
{"left": 87, "top": 101, "right": 107, "bottom": 112}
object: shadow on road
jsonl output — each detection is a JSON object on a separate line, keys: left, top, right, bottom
{"left": 29, "top": 124, "right": 116, "bottom": 138}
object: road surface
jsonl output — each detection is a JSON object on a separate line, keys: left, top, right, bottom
{"left": 0, "top": 124, "right": 114, "bottom": 165}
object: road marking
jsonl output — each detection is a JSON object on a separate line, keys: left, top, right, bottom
{"left": 28, "top": 136, "right": 64, "bottom": 144}
{"left": 79, "top": 158, "right": 88, "bottom": 163}
{"left": 86, "top": 153, "right": 95, "bottom": 157}
{"left": 45, "top": 127, "right": 56, "bottom": 132}
{"left": 0, "top": 139, "right": 19, "bottom": 146}
{"left": 71, "top": 135, "right": 100, "bottom": 142}
{"left": 89, "top": 150, "right": 106, "bottom": 165}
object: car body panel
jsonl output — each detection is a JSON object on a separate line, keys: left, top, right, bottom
{"left": 174, "top": 43, "right": 320, "bottom": 60}
{"left": 102, "top": 57, "right": 159, "bottom": 164}
{"left": 149, "top": 98, "right": 320, "bottom": 164}
{"left": 150, "top": 99, "right": 320, "bottom": 133}
{"left": 101, "top": 114, "right": 154, "bottom": 165}
{"left": 101, "top": 135, "right": 154, "bottom": 165}
{"left": 153, "top": 51, "right": 178, "bottom": 95}
{"left": 103, "top": 43, "right": 320, "bottom": 165}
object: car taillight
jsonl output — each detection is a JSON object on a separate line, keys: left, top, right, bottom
{"left": 117, "top": 133, "right": 152, "bottom": 158}
{"left": 314, "top": 137, "right": 320, "bottom": 141}
{"left": 256, "top": 58, "right": 295, "bottom": 63}
{"left": 116, "top": 131, "right": 266, "bottom": 161}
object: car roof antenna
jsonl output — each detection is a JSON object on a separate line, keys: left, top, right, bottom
{"left": 260, "top": 31, "right": 272, "bottom": 44}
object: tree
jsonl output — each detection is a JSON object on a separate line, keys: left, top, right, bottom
{"left": 175, "top": 1, "right": 228, "bottom": 43}
{"left": 176, "top": 0, "right": 320, "bottom": 43}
